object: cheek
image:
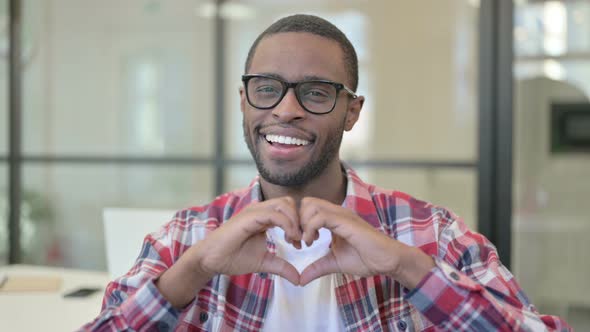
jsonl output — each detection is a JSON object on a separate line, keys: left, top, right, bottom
{"left": 322, "top": 113, "right": 347, "bottom": 137}
{"left": 242, "top": 110, "right": 264, "bottom": 137}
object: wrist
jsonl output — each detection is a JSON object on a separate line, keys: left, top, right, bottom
{"left": 189, "top": 242, "right": 217, "bottom": 280}
{"left": 391, "top": 246, "right": 435, "bottom": 290}
{"left": 156, "top": 249, "right": 215, "bottom": 309}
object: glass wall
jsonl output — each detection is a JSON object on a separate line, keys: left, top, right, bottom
{"left": 513, "top": 1, "right": 590, "bottom": 330}
{"left": 17, "top": 0, "right": 215, "bottom": 270}
{"left": 1, "top": 0, "right": 8, "bottom": 265}
{"left": 21, "top": 0, "right": 214, "bottom": 157}
{"left": 8, "top": 0, "right": 479, "bottom": 271}
{"left": 0, "top": 165, "right": 6, "bottom": 265}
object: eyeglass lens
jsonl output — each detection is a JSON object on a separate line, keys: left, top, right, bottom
{"left": 247, "top": 76, "right": 337, "bottom": 114}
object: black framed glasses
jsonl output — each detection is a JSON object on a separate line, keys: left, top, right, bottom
{"left": 242, "top": 74, "right": 358, "bottom": 114}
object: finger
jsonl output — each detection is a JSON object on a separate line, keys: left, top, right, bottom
{"left": 301, "top": 199, "right": 365, "bottom": 246}
{"left": 299, "top": 252, "right": 339, "bottom": 286}
{"left": 299, "top": 197, "right": 321, "bottom": 222}
{"left": 299, "top": 198, "right": 321, "bottom": 246}
{"left": 250, "top": 211, "right": 301, "bottom": 245}
{"left": 239, "top": 211, "right": 292, "bottom": 238}
{"left": 260, "top": 252, "right": 301, "bottom": 285}
{"left": 299, "top": 197, "right": 341, "bottom": 242}
{"left": 268, "top": 197, "right": 302, "bottom": 241}
{"left": 300, "top": 210, "right": 330, "bottom": 246}
{"left": 277, "top": 199, "right": 302, "bottom": 246}
{"left": 291, "top": 239, "right": 302, "bottom": 250}
{"left": 275, "top": 208, "right": 303, "bottom": 245}
{"left": 273, "top": 197, "right": 299, "bottom": 228}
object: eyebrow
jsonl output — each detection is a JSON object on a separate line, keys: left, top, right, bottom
{"left": 253, "top": 72, "right": 335, "bottom": 83}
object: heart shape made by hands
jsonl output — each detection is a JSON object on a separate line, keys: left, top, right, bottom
{"left": 267, "top": 226, "right": 332, "bottom": 274}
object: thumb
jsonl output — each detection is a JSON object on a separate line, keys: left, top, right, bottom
{"left": 299, "top": 252, "right": 339, "bottom": 286}
{"left": 259, "top": 252, "right": 301, "bottom": 286}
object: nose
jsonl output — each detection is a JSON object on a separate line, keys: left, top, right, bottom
{"left": 271, "top": 88, "right": 307, "bottom": 122}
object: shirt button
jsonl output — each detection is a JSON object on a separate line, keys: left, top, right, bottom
{"left": 199, "top": 312, "right": 209, "bottom": 323}
{"left": 450, "top": 271, "right": 460, "bottom": 281}
{"left": 397, "top": 320, "right": 407, "bottom": 330}
{"left": 157, "top": 322, "right": 170, "bottom": 331}
{"left": 259, "top": 273, "right": 268, "bottom": 279}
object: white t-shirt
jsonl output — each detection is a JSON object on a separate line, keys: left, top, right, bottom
{"left": 262, "top": 227, "right": 345, "bottom": 332}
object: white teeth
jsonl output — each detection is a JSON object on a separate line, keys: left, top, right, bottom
{"left": 265, "top": 135, "right": 310, "bottom": 146}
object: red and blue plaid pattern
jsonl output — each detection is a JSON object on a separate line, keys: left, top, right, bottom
{"left": 81, "top": 165, "right": 571, "bottom": 331}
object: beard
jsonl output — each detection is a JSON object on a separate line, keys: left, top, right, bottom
{"left": 244, "top": 117, "right": 346, "bottom": 187}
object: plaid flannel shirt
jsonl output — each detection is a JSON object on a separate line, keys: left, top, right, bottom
{"left": 81, "top": 165, "right": 571, "bottom": 331}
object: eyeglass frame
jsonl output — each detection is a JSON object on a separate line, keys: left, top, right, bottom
{"left": 241, "top": 74, "right": 358, "bottom": 115}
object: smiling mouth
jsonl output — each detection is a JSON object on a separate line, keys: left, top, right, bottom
{"left": 264, "top": 134, "right": 311, "bottom": 146}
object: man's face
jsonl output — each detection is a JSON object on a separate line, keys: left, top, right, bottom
{"left": 240, "top": 32, "right": 361, "bottom": 187}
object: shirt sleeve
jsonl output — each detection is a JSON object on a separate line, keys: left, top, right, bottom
{"left": 404, "top": 216, "right": 572, "bottom": 332}
{"left": 78, "top": 225, "right": 187, "bottom": 331}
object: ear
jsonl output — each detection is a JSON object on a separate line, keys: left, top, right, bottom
{"left": 344, "top": 96, "right": 364, "bottom": 131}
{"left": 239, "top": 86, "right": 246, "bottom": 114}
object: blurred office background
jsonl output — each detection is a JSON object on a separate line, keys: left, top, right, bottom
{"left": 0, "top": 0, "right": 588, "bottom": 329}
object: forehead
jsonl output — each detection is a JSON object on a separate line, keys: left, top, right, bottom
{"left": 248, "top": 32, "right": 348, "bottom": 83}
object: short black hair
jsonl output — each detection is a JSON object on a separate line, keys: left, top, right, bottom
{"left": 244, "top": 14, "right": 359, "bottom": 91}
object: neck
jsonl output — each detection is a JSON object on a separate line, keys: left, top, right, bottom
{"left": 259, "top": 160, "right": 347, "bottom": 205}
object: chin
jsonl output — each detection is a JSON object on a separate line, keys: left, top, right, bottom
{"left": 257, "top": 160, "right": 326, "bottom": 187}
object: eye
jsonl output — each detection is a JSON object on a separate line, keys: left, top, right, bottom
{"left": 301, "top": 85, "right": 333, "bottom": 103}
{"left": 248, "top": 76, "right": 283, "bottom": 96}
{"left": 255, "top": 85, "right": 279, "bottom": 94}
{"left": 305, "top": 89, "right": 329, "bottom": 98}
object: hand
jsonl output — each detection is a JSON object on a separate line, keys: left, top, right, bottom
{"left": 298, "top": 197, "right": 434, "bottom": 288}
{"left": 189, "top": 197, "right": 302, "bottom": 285}
{"left": 156, "top": 197, "right": 303, "bottom": 308}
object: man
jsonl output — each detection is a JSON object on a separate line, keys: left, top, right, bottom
{"left": 83, "top": 14, "right": 570, "bottom": 331}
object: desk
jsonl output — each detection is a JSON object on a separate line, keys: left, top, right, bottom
{"left": 0, "top": 264, "right": 109, "bottom": 331}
